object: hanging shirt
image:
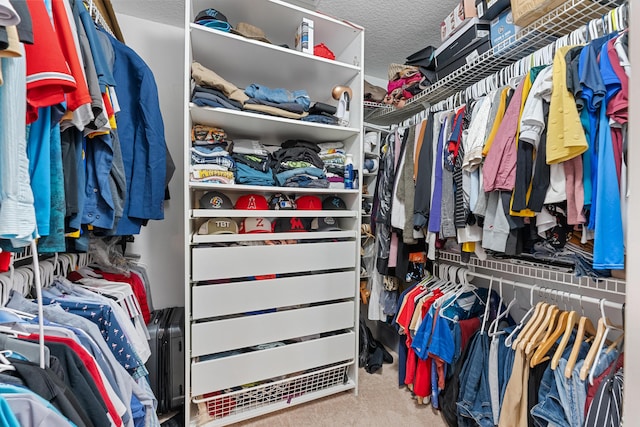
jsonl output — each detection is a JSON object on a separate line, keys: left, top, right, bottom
{"left": 0, "top": 52, "right": 38, "bottom": 246}
{"left": 24, "top": 0, "right": 76, "bottom": 123}
{"left": 547, "top": 45, "right": 588, "bottom": 164}
{"left": 100, "top": 30, "right": 167, "bottom": 235}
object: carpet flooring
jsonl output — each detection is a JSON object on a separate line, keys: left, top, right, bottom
{"left": 235, "top": 355, "right": 447, "bottom": 427}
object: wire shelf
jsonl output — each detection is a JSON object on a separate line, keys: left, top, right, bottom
{"left": 437, "top": 250, "right": 626, "bottom": 297}
{"left": 193, "top": 363, "right": 351, "bottom": 426}
{"left": 366, "top": 0, "right": 622, "bottom": 125}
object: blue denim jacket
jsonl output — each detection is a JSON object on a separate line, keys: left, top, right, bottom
{"left": 101, "top": 30, "right": 167, "bottom": 235}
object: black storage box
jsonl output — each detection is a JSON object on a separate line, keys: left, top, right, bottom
{"left": 436, "top": 37, "right": 492, "bottom": 80}
{"left": 476, "top": 0, "right": 511, "bottom": 21}
{"left": 435, "top": 17, "right": 490, "bottom": 70}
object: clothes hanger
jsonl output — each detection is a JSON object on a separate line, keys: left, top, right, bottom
{"left": 581, "top": 299, "right": 624, "bottom": 382}
{"left": 512, "top": 286, "right": 548, "bottom": 351}
{"left": 0, "top": 351, "right": 15, "bottom": 373}
{"left": 517, "top": 287, "right": 552, "bottom": 352}
{"left": 505, "top": 284, "right": 537, "bottom": 348}
{"left": 478, "top": 276, "right": 494, "bottom": 335}
{"left": 530, "top": 292, "right": 570, "bottom": 368}
{"left": 524, "top": 289, "right": 560, "bottom": 356}
{"left": 563, "top": 295, "right": 598, "bottom": 378}
{"left": 489, "top": 278, "right": 515, "bottom": 338}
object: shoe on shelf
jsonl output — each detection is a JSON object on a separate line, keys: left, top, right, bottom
{"left": 332, "top": 85, "right": 352, "bottom": 127}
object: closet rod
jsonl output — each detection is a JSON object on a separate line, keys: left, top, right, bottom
{"left": 463, "top": 270, "right": 624, "bottom": 311}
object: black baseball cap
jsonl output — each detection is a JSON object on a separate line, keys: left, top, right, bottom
{"left": 199, "top": 191, "right": 233, "bottom": 209}
{"left": 322, "top": 196, "right": 347, "bottom": 210}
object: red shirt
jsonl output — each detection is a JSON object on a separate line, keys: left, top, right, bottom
{"left": 23, "top": 334, "right": 124, "bottom": 427}
{"left": 24, "top": 0, "right": 76, "bottom": 123}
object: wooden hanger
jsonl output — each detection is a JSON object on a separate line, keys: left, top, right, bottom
{"left": 563, "top": 315, "right": 597, "bottom": 378}
{"left": 579, "top": 316, "right": 607, "bottom": 380}
{"left": 530, "top": 310, "right": 568, "bottom": 368}
{"left": 551, "top": 309, "right": 578, "bottom": 370}
{"left": 512, "top": 301, "right": 547, "bottom": 350}
{"left": 524, "top": 302, "right": 560, "bottom": 356}
{"left": 580, "top": 299, "right": 624, "bottom": 382}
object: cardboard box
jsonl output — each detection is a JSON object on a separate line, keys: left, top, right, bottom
{"left": 435, "top": 17, "right": 490, "bottom": 68}
{"left": 436, "top": 37, "right": 492, "bottom": 80}
{"left": 511, "top": 0, "right": 565, "bottom": 27}
{"left": 294, "top": 17, "right": 314, "bottom": 54}
{"left": 440, "top": 0, "right": 479, "bottom": 42}
{"left": 490, "top": 9, "right": 520, "bottom": 53}
{"left": 476, "top": 0, "right": 511, "bottom": 21}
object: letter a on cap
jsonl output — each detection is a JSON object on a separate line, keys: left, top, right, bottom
{"left": 247, "top": 196, "right": 257, "bottom": 210}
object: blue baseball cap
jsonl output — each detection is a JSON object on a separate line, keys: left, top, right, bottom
{"left": 194, "top": 8, "right": 231, "bottom": 32}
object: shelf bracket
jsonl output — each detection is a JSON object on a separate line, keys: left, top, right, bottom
{"left": 420, "top": 101, "right": 431, "bottom": 111}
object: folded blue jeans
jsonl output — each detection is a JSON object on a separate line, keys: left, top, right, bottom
{"left": 245, "top": 84, "right": 310, "bottom": 110}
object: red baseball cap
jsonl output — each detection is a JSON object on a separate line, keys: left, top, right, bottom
{"left": 295, "top": 195, "right": 322, "bottom": 210}
{"left": 235, "top": 194, "right": 269, "bottom": 210}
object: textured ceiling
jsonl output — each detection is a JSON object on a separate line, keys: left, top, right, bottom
{"left": 111, "top": 0, "right": 460, "bottom": 81}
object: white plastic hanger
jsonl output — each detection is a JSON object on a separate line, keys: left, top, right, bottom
{"left": 504, "top": 284, "right": 538, "bottom": 347}
{"left": 584, "top": 299, "right": 624, "bottom": 384}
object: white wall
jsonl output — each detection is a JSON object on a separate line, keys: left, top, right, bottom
{"left": 624, "top": 3, "right": 638, "bottom": 419}
{"left": 116, "top": 14, "right": 186, "bottom": 309}
{"left": 364, "top": 74, "right": 387, "bottom": 90}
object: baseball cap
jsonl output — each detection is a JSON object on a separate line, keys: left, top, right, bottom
{"left": 311, "top": 216, "right": 342, "bottom": 232}
{"left": 295, "top": 195, "right": 322, "bottom": 210}
{"left": 200, "top": 191, "right": 233, "bottom": 209}
{"left": 240, "top": 217, "right": 272, "bottom": 234}
{"left": 194, "top": 8, "right": 231, "bottom": 32}
{"left": 235, "top": 194, "right": 269, "bottom": 210}
{"left": 198, "top": 218, "right": 238, "bottom": 235}
{"left": 273, "top": 217, "right": 311, "bottom": 233}
{"left": 230, "top": 22, "right": 271, "bottom": 44}
{"left": 322, "top": 196, "right": 347, "bottom": 210}
{"left": 269, "top": 193, "right": 296, "bottom": 210}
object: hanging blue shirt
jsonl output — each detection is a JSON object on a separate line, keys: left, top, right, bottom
{"left": 579, "top": 33, "right": 617, "bottom": 229}
{"left": 99, "top": 30, "right": 167, "bottom": 235}
{"left": 592, "top": 105, "right": 623, "bottom": 269}
{"left": 41, "top": 296, "right": 144, "bottom": 374}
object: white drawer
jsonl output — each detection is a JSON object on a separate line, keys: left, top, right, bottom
{"left": 191, "top": 332, "right": 355, "bottom": 395}
{"left": 191, "top": 241, "right": 356, "bottom": 281}
{"left": 191, "top": 301, "right": 355, "bottom": 357}
{"left": 192, "top": 271, "right": 356, "bottom": 319}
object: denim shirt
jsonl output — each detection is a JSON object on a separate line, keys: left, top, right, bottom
{"left": 100, "top": 30, "right": 167, "bottom": 235}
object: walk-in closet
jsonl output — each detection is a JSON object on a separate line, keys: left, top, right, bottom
{"left": 0, "top": 0, "right": 637, "bottom": 426}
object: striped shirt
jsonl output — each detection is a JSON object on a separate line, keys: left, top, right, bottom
{"left": 585, "top": 367, "right": 623, "bottom": 427}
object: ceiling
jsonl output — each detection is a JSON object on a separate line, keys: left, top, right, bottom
{"left": 110, "top": 0, "right": 459, "bottom": 82}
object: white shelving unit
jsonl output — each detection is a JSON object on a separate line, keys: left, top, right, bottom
{"left": 183, "top": 1, "right": 363, "bottom": 425}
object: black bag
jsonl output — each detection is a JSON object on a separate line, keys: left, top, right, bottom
{"left": 359, "top": 319, "right": 393, "bottom": 374}
{"left": 146, "top": 307, "right": 185, "bottom": 414}
{"left": 405, "top": 46, "right": 436, "bottom": 70}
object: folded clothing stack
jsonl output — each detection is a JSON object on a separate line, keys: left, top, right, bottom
{"left": 190, "top": 124, "right": 236, "bottom": 184}
{"left": 191, "top": 62, "right": 249, "bottom": 110}
{"left": 244, "top": 83, "right": 311, "bottom": 120}
{"left": 317, "top": 141, "right": 345, "bottom": 189}
{"left": 271, "top": 139, "right": 328, "bottom": 188}
{"left": 231, "top": 139, "right": 275, "bottom": 186}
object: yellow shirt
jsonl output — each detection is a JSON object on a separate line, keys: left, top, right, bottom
{"left": 546, "top": 45, "right": 588, "bottom": 164}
